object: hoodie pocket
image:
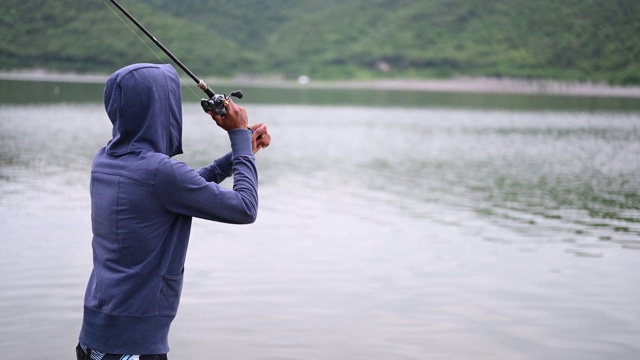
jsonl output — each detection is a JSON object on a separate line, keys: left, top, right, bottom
{"left": 157, "top": 271, "right": 184, "bottom": 316}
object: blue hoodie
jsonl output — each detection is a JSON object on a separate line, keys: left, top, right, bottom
{"left": 79, "top": 63, "right": 258, "bottom": 354}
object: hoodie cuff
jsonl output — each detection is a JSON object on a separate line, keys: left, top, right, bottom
{"left": 228, "top": 129, "right": 254, "bottom": 159}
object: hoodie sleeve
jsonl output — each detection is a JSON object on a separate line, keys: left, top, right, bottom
{"left": 197, "top": 152, "right": 232, "bottom": 184}
{"left": 155, "top": 130, "right": 258, "bottom": 224}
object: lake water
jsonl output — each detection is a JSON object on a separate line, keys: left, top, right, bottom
{"left": 1, "top": 80, "right": 639, "bottom": 359}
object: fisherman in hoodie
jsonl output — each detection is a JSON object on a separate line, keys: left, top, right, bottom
{"left": 76, "top": 63, "right": 270, "bottom": 360}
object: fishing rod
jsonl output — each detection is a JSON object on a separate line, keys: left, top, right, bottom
{"left": 104, "top": 0, "right": 242, "bottom": 117}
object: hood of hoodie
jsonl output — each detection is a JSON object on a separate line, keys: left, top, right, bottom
{"left": 104, "top": 63, "right": 183, "bottom": 157}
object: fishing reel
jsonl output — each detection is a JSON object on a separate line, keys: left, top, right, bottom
{"left": 200, "top": 90, "right": 244, "bottom": 117}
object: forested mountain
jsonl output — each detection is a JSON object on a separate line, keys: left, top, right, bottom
{"left": 2, "top": 0, "right": 639, "bottom": 84}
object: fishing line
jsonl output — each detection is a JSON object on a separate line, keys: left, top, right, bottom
{"left": 100, "top": 0, "right": 243, "bottom": 117}
{"left": 100, "top": 0, "right": 201, "bottom": 100}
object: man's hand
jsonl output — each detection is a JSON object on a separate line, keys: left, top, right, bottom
{"left": 209, "top": 99, "right": 248, "bottom": 131}
{"left": 249, "top": 123, "right": 271, "bottom": 154}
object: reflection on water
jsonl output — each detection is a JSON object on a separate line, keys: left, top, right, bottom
{"left": 3, "top": 79, "right": 640, "bottom": 112}
{"left": 357, "top": 110, "right": 640, "bottom": 254}
{"left": 0, "top": 100, "right": 639, "bottom": 359}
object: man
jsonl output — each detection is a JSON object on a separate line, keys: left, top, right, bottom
{"left": 77, "top": 63, "right": 270, "bottom": 359}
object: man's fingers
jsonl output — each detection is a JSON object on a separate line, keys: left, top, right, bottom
{"left": 256, "top": 131, "right": 270, "bottom": 148}
{"left": 253, "top": 124, "right": 267, "bottom": 137}
{"left": 208, "top": 111, "right": 223, "bottom": 127}
{"left": 249, "top": 122, "right": 263, "bottom": 132}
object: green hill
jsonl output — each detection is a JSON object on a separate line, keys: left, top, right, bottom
{"left": 1, "top": 0, "right": 639, "bottom": 84}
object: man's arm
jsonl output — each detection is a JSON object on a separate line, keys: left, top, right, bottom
{"left": 197, "top": 152, "right": 232, "bottom": 184}
{"left": 155, "top": 100, "right": 268, "bottom": 224}
{"left": 156, "top": 129, "right": 258, "bottom": 224}
{"left": 196, "top": 122, "right": 271, "bottom": 184}
{"left": 197, "top": 104, "right": 271, "bottom": 184}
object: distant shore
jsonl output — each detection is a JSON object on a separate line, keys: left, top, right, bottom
{"left": 2, "top": 70, "right": 640, "bottom": 98}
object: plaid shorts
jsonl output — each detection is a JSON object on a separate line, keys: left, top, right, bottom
{"left": 76, "top": 343, "right": 168, "bottom": 360}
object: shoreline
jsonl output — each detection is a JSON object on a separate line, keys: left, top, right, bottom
{"left": 2, "top": 70, "right": 640, "bottom": 98}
